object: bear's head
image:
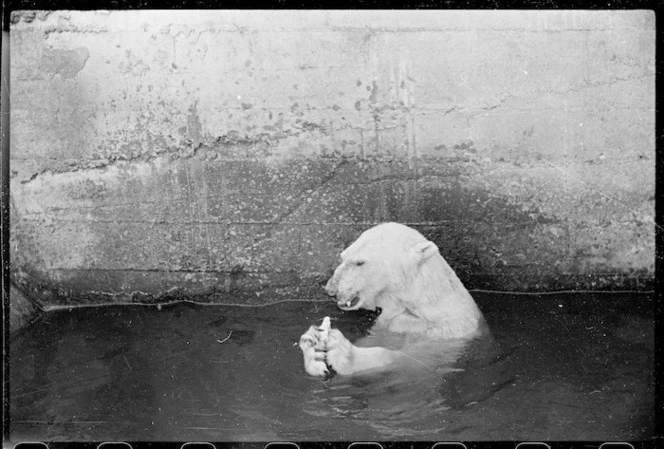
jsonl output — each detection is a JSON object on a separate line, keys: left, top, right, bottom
{"left": 324, "top": 222, "right": 441, "bottom": 312}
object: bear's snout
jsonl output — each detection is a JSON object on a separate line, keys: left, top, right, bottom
{"left": 324, "top": 277, "right": 338, "bottom": 297}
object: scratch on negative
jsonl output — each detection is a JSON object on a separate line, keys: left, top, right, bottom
{"left": 217, "top": 331, "right": 233, "bottom": 344}
{"left": 392, "top": 349, "right": 435, "bottom": 372}
{"left": 123, "top": 355, "right": 132, "bottom": 371}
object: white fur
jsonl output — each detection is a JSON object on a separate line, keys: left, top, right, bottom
{"left": 301, "top": 222, "right": 487, "bottom": 376}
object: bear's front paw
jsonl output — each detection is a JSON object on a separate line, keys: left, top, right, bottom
{"left": 326, "top": 328, "right": 355, "bottom": 375}
{"left": 299, "top": 325, "right": 329, "bottom": 377}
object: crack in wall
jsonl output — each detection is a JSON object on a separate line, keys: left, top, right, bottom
{"left": 16, "top": 116, "right": 413, "bottom": 182}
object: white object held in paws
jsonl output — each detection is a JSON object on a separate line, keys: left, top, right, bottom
{"left": 319, "top": 316, "right": 331, "bottom": 341}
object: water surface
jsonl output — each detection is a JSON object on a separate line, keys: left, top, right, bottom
{"left": 10, "top": 292, "right": 654, "bottom": 441}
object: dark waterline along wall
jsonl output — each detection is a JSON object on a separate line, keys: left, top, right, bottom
{"left": 9, "top": 11, "right": 655, "bottom": 310}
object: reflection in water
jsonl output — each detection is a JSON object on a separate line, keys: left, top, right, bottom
{"left": 10, "top": 292, "right": 654, "bottom": 441}
{"left": 302, "top": 329, "right": 516, "bottom": 438}
{"left": 306, "top": 371, "right": 451, "bottom": 438}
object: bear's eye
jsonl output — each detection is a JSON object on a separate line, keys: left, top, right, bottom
{"left": 355, "top": 261, "right": 366, "bottom": 267}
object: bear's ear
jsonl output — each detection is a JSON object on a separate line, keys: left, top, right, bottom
{"left": 414, "top": 241, "right": 439, "bottom": 262}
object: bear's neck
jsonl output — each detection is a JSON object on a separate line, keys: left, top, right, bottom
{"left": 377, "top": 254, "right": 483, "bottom": 339}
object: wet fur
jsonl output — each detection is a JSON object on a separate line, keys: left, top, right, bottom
{"left": 301, "top": 222, "right": 488, "bottom": 376}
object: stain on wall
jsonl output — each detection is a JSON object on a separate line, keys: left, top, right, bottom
{"left": 9, "top": 284, "right": 40, "bottom": 333}
{"left": 9, "top": 10, "right": 655, "bottom": 307}
{"left": 38, "top": 46, "right": 90, "bottom": 79}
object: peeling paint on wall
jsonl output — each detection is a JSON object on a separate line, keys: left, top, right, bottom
{"left": 39, "top": 46, "right": 90, "bottom": 79}
{"left": 9, "top": 10, "right": 655, "bottom": 306}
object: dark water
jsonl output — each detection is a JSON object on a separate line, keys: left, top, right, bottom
{"left": 9, "top": 292, "right": 654, "bottom": 442}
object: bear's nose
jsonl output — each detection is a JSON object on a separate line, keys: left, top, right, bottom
{"left": 324, "top": 277, "right": 337, "bottom": 297}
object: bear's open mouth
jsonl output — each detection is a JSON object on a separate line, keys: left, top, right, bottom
{"left": 337, "top": 295, "right": 360, "bottom": 310}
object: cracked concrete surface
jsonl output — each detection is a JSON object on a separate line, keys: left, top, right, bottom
{"left": 9, "top": 10, "right": 655, "bottom": 309}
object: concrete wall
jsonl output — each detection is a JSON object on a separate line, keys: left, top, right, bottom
{"left": 9, "top": 10, "right": 655, "bottom": 307}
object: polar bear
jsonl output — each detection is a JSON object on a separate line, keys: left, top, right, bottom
{"left": 299, "top": 222, "right": 487, "bottom": 377}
